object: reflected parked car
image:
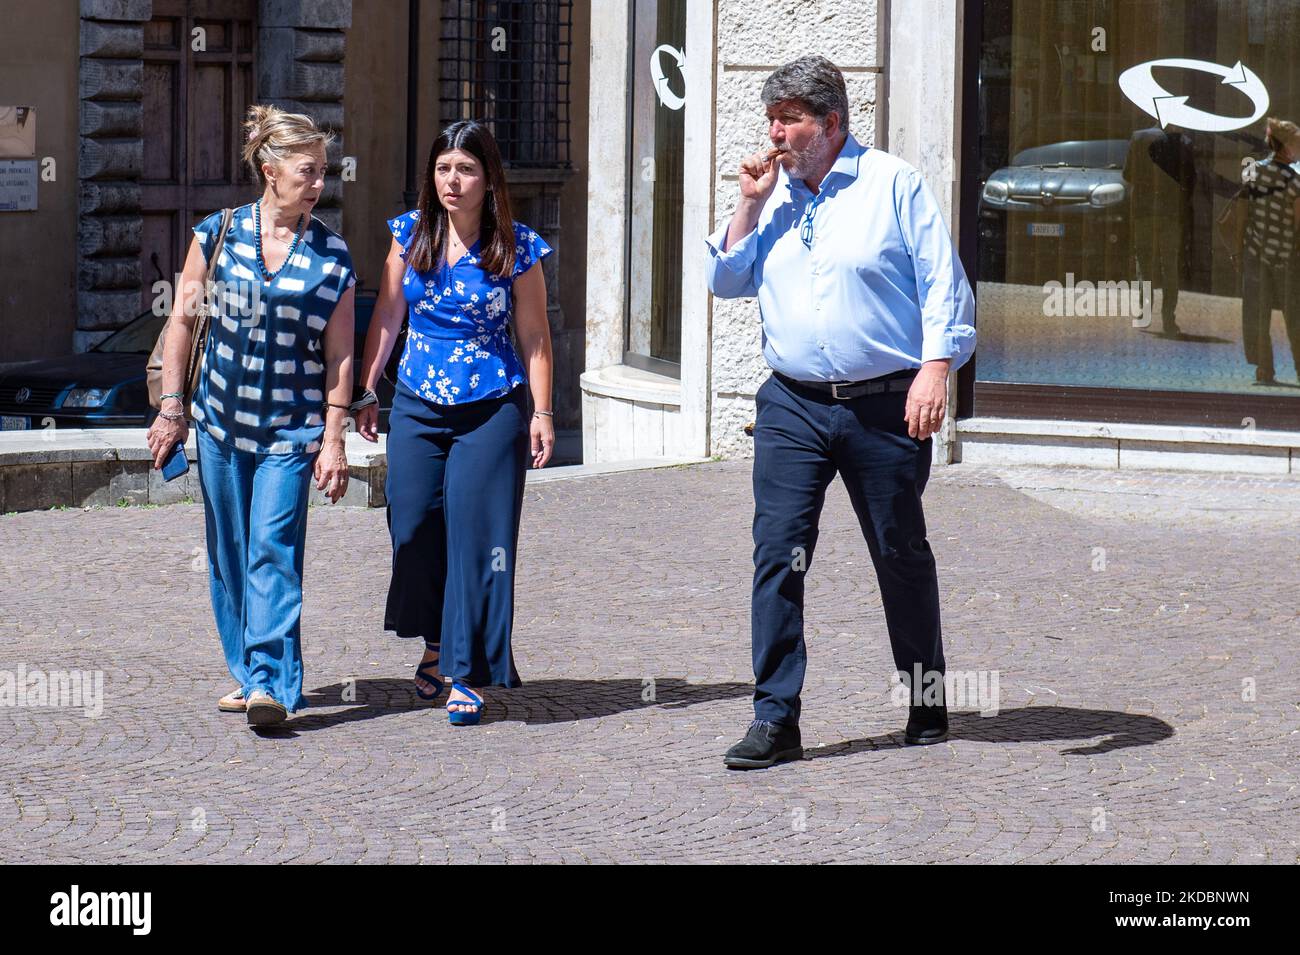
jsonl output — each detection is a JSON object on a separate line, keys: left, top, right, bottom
{"left": 0, "top": 290, "right": 392, "bottom": 432}
{"left": 977, "top": 138, "right": 1131, "bottom": 283}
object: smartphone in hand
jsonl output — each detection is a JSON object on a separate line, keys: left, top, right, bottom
{"left": 161, "top": 440, "right": 189, "bottom": 481}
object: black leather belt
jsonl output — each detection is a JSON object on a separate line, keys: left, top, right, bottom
{"left": 775, "top": 369, "right": 917, "bottom": 400}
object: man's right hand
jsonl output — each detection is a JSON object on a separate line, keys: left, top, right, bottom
{"left": 725, "top": 147, "right": 784, "bottom": 250}
{"left": 739, "top": 147, "right": 783, "bottom": 204}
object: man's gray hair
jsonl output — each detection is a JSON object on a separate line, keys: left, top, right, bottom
{"left": 761, "top": 55, "right": 850, "bottom": 133}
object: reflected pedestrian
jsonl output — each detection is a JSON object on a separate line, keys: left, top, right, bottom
{"left": 1241, "top": 117, "right": 1300, "bottom": 385}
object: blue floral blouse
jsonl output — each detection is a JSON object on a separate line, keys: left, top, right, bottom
{"left": 387, "top": 211, "right": 552, "bottom": 404}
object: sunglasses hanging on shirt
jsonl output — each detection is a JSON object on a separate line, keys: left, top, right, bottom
{"left": 801, "top": 191, "right": 828, "bottom": 249}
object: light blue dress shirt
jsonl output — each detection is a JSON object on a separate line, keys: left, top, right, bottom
{"left": 705, "top": 133, "right": 976, "bottom": 382}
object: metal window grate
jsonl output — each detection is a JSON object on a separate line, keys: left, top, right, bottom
{"left": 439, "top": 0, "right": 573, "bottom": 168}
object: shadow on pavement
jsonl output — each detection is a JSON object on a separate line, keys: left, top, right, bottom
{"left": 804, "top": 706, "right": 1175, "bottom": 759}
{"left": 251, "top": 677, "right": 754, "bottom": 735}
{"left": 1134, "top": 329, "right": 1233, "bottom": 345}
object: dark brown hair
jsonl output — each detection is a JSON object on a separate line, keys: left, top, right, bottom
{"left": 406, "top": 120, "right": 515, "bottom": 278}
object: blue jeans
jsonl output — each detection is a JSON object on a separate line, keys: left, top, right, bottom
{"left": 750, "top": 372, "right": 944, "bottom": 726}
{"left": 196, "top": 425, "right": 315, "bottom": 711}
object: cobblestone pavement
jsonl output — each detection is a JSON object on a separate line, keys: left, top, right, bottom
{"left": 1, "top": 461, "right": 1297, "bottom": 864}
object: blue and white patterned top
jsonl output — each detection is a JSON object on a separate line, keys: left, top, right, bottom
{"left": 191, "top": 203, "right": 356, "bottom": 454}
{"left": 387, "top": 210, "right": 552, "bottom": 404}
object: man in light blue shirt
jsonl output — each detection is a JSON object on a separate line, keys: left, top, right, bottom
{"left": 706, "top": 55, "right": 976, "bottom": 769}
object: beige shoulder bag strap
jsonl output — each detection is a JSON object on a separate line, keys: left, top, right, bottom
{"left": 147, "top": 208, "right": 235, "bottom": 416}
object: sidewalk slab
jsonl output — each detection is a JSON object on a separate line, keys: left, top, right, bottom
{"left": 0, "top": 460, "right": 1294, "bottom": 863}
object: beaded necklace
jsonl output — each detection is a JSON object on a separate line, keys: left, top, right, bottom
{"left": 253, "top": 200, "right": 306, "bottom": 282}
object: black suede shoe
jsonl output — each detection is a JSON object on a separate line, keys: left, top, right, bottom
{"left": 904, "top": 703, "right": 949, "bottom": 745}
{"left": 724, "top": 720, "right": 803, "bottom": 769}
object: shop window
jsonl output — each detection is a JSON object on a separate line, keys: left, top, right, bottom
{"left": 972, "top": 0, "right": 1300, "bottom": 427}
{"left": 625, "top": 0, "right": 686, "bottom": 374}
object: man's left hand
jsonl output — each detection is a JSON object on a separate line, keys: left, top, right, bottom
{"left": 904, "top": 359, "right": 950, "bottom": 441}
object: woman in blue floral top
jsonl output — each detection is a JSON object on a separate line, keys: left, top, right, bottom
{"left": 356, "top": 120, "right": 554, "bottom": 725}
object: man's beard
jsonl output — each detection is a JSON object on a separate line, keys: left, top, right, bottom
{"left": 787, "top": 122, "right": 830, "bottom": 180}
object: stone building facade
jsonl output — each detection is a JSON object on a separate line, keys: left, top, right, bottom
{"left": 2, "top": 0, "right": 590, "bottom": 433}
{"left": 74, "top": 0, "right": 350, "bottom": 351}
{"left": 582, "top": 0, "right": 946, "bottom": 463}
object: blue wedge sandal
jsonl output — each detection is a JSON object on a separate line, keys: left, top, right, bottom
{"left": 414, "top": 642, "right": 445, "bottom": 702}
{"left": 447, "top": 681, "right": 484, "bottom": 726}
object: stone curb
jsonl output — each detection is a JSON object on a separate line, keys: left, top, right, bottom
{"left": 0, "top": 429, "right": 709, "bottom": 513}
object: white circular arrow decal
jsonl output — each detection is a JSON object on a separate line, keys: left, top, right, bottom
{"left": 1119, "top": 58, "right": 1269, "bottom": 132}
{"left": 650, "top": 44, "right": 685, "bottom": 111}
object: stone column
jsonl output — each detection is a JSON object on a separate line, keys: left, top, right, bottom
{"left": 888, "top": 0, "right": 963, "bottom": 466}
{"left": 258, "top": 0, "right": 351, "bottom": 232}
{"left": 709, "top": 0, "right": 883, "bottom": 459}
{"left": 76, "top": 0, "right": 150, "bottom": 352}
{"left": 584, "top": 0, "right": 631, "bottom": 376}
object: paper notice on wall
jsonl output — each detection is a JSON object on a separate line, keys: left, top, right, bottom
{"left": 0, "top": 160, "right": 38, "bottom": 211}
{"left": 0, "top": 106, "right": 36, "bottom": 158}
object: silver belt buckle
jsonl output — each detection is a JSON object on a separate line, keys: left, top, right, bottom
{"left": 830, "top": 381, "right": 852, "bottom": 400}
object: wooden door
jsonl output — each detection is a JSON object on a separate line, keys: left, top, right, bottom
{"left": 140, "top": 0, "right": 256, "bottom": 307}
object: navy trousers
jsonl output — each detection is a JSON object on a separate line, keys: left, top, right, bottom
{"left": 384, "top": 380, "right": 528, "bottom": 688}
{"left": 750, "top": 371, "right": 944, "bottom": 726}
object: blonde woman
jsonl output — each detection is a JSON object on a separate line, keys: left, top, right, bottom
{"left": 145, "top": 104, "right": 356, "bottom": 726}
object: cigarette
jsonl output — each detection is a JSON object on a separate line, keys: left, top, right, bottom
{"left": 765, "top": 147, "right": 784, "bottom": 163}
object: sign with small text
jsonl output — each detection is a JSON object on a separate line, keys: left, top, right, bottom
{"left": 0, "top": 159, "right": 37, "bottom": 211}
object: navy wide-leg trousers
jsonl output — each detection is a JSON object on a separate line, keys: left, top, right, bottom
{"left": 750, "top": 372, "right": 944, "bottom": 726}
{"left": 383, "top": 381, "right": 528, "bottom": 688}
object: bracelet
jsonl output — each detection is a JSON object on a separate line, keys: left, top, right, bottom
{"left": 533, "top": 410, "right": 554, "bottom": 417}
{"left": 160, "top": 392, "right": 184, "bottom": 402}
{"left": 349, "top": 388, "right": 378, "bottom": 413}
{"left": 323, "top": 402, "right": 352, "bottom": 411}
{"left": 158, "top": 408, "right": 186, "bottom": 422}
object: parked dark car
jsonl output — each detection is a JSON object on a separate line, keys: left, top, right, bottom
{"left": 0, "top": 290, "right": 392, "bottom": 433}
{"left": 977, "top": 138, "right": 1131, "bottom": 284}
{"left": 0, "top": 310, "right": 161, "bottom": 431}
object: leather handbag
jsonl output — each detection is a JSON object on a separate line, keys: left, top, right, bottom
{"left": 146, "top": 207, "right": 234, "bottom": 418}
